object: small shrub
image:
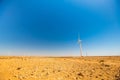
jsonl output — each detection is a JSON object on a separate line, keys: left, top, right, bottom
{"left": 99, "top": 60, "right": 104, "bottom": 63}
{"left": 16, "top": 67, "right": 21, "bottom": 70}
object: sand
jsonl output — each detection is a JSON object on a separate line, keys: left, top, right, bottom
{"left": 0, "top": 56, "right": 120, "bottom": 80}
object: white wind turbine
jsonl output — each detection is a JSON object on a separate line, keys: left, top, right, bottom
{"left": 78, "top": 34, "right": 83, "bottom": 57}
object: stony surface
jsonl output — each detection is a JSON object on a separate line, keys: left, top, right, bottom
{"left": 0, "top": 56, "right": 120, "bottom": 80}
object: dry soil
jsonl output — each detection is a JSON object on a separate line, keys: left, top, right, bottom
{"left": 0, "top": 56, "right": 120, "bottom": 80}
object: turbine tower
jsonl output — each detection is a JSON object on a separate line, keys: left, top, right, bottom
{"left": 78, "top": 34, "right": 83, "bottom": 57}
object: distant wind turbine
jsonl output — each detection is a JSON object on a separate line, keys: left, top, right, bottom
{"left": 78, "top": 34, "right": 83, "bottom": 57}
{"left": 86, "top": 51, "right": 87, "bottom": 56}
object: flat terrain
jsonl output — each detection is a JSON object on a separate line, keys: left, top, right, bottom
{"left": 0, "top": 56, "right": 120, "bottom": 80}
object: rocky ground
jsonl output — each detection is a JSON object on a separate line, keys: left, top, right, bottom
{"left": 0, "top": 56, "right": 120, "bottom": 80}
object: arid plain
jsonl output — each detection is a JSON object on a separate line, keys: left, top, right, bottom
{"left": 0, "top": 56, "right": 120, "bottom": 80}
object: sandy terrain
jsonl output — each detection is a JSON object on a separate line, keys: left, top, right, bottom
{"left": 0, "top": 56, "right": 120, "bottom": 80}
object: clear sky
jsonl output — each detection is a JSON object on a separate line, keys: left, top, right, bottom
{"left": 0, "top": 0, "right": 120, "bottom": 56}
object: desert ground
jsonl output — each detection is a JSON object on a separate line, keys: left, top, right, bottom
{"left": 0, "top": 56, "right": 120, "bottom": 80}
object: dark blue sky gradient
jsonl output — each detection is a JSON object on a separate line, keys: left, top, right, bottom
{"left": 0, "top": 0, "right": 120, "bottom": 55}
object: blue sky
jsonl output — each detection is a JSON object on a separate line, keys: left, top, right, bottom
{"left": 0, "top": 0, "right": 120, "bottom": 56}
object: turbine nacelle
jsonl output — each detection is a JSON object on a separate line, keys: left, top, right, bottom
{"left": 78, "top": 39, "right": 82, "bottom": 43}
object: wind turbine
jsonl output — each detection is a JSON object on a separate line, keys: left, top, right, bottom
{"left": 86, "top": 51, "right": 87, "bottom": 56}
{"left": 78, "top": 34, "right": 83, "bottom": 57}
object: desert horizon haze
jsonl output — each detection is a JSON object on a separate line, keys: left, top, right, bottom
{"left": 0, "top": 0, "right": 120, "bottom": 56}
